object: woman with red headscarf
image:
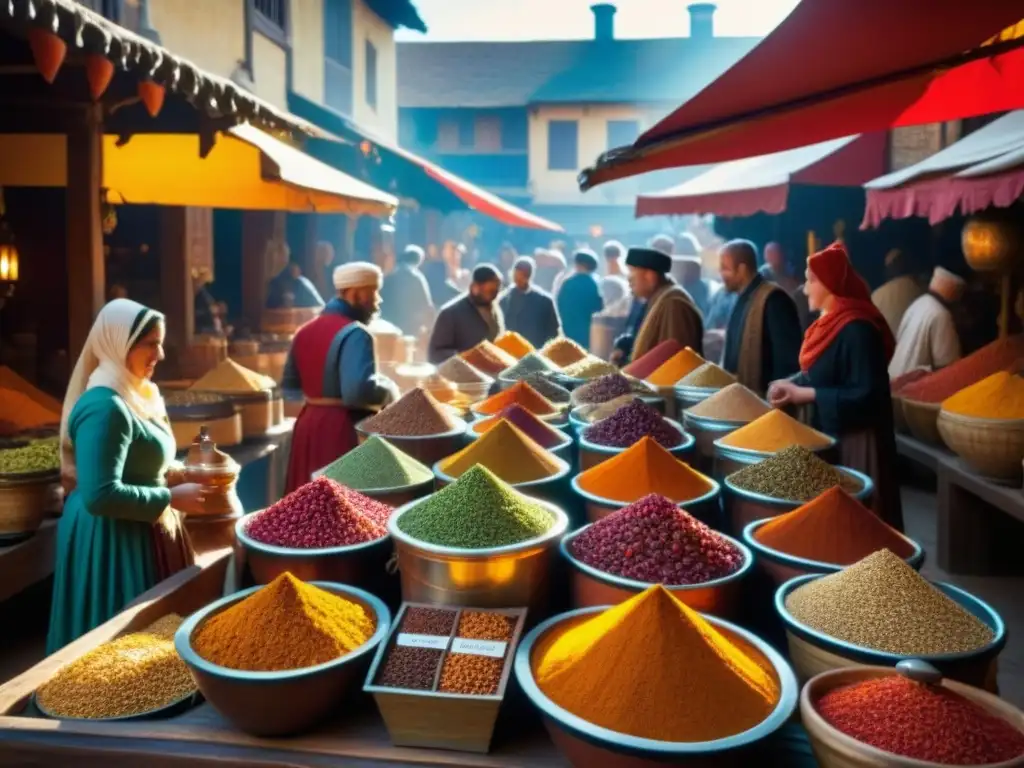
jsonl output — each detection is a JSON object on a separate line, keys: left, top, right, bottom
{"left": 768, "top": 242, "right": 902, "bottom": 531}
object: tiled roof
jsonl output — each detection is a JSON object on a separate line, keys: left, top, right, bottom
{"left": 398, "top": 40, "right": 586, "bottom": 108}
{"left": 397, "top": 36, "right": 758, "bottom": 108}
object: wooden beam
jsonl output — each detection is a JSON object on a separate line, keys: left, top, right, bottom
{"left": 240, "top": 211, "right": 275, "bottom": 331}
{"left": 158, "top": 208, "right": 192, "bottom": 377}
{"left": 66, "top": 103, "right": 105, "bottom": 362}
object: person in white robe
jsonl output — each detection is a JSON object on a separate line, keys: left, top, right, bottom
{"left": 888, "top": 266, "right": 965, "bottom": 378}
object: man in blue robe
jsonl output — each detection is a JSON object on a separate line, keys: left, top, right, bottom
{"left": 556, "top": 250, "right": 604, "bottom": 350}
{"left": 266, "top": 261, "right": 326, "bottom": 310}
{"left": 499, "top": 256, "right": 561, "bottom": 349}
{"left": 380, "top": 245, "right": 435, "bottom": 337}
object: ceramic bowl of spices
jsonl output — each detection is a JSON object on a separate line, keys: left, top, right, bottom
{"left": 577, "top": 402, "right": 693, "bottom": 471}
{"left": 775, "top": 551, "right": 1006, "bottom": 690}
{"left": 388, "top": 466, "right": 570, "bottom": 612}
{"left": 742, "top": 488, "right": 924, "bottom": 587}
{"left": 801, "top": 661, "right": 1024, "bottom": 768}
{"left": 356, "top": 388, "right": 469, "bottom": 467}
{"left": 514, "top": 591, "right": 799, "bottom": 768}
{"left": 560, "top": 498, "right": 753, "bottom": 619}
{"left": 176, "top": 576, "right": 390, "bottom": 737}
{"left": 235, "top": 478, "right": 394, "bottom": 590}
{"left": 722, "top": 446, "right": 872, "bottom": 537}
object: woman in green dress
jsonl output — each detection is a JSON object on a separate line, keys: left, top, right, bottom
{"left": 48, "top": 299, "right": 203, "bottom": 653}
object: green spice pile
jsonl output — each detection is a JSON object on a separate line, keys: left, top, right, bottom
{"left": 728, "top": 445, "right": 860, "bottom": 501}
{"left": 318, "top": 435, "right": 432, "bottom": 490}
{"left": 35, "top": 615, "right": 196, "bottom": 719}
{"left": 500, "top": 352, "right": 561, "bottom": 381}
{"left": 396, "top": 465, "right": 554, "bottom": 548}
{"left": 521, "top": 372, "right": 571, "bottom": 404}
{"left": 679, "top": 362, "right": 737, "bottom": 389}
{"left": 786, "top": 550, "right": 995, "bottom": 655}
{"left": 0, "top": 436, "right": 59, "bottom": 475}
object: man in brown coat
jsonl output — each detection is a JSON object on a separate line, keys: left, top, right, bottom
{"left": 612, "top": 247, "right": 704, "bottom": 364}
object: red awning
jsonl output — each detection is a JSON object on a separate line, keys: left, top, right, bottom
{"left": 580, "top": 1, "right": 1024, "bottom": 190}
{"left": 862, "top": 110, "right": 1024, "bottom": 226}
{"left": 636, "top": 133, "right": 885, "bottom": 218}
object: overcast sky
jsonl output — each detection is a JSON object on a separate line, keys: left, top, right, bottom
{"left": 396, "top": 0, "right": 801, "bottom": 42}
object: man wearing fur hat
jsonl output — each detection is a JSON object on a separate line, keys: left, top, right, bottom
{"left": 282, "top": 262, "right": 399, "bottom": 492}
{"left": 611, "top": 246, "right": 704, "bottom": 364}
{"left": 888, "top": 266, "right": 965, "bottom": 378}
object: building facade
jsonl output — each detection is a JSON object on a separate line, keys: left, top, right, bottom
{"left": 397, "top": 2, "right": 758, "bottom": 244}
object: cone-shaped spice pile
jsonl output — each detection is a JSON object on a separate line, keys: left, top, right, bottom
{"left": 475, "top": 380, "right": 558, "bottom": 416}
{"left": 576, "top": 437, "right": 712, "bottom": 502}
{"left": 471, "top": 403, "right": 566, "bottom": 449}
{"left": 318, "top": 435, "right": 432, "bottom": 490}
{"left": 438, "top": 419, "right": 562, "bottom": 484}
{"left": 360, "top": 388, "right": 461, "bottom": 436}
{"left": 721, "top": 409, "right": 831, "bottom": 452}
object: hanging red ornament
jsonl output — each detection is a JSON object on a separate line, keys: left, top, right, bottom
{"left": 28, "top": 28, "right": 67, "bottom": 84}
{"left": 138, "top": 80, "right": 165, "bottom": 117}
{"left": 85, "top": 54, "right": 115, "bottom": 101}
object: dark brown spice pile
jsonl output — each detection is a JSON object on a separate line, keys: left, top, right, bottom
{"left": 359, "top": 388, "right": 460, "bottom": 437}
{"left": 457, "top": 611, "right": 514, "bottom": 641}
{"left": 438, "top": 653, "right": 504, "bottom": 695}
{"left": 401, "top": 607, "right": 457, "bottom": 636}
{"left": 377, "top": 646, "right": 442, "bottom": 690}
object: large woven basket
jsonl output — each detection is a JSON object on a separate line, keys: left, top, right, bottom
{"left": 938, "top": 409, "right": 1024, "bottom": 483}
{"left": 901, "top": 398, "right": 942, "bottom": 446}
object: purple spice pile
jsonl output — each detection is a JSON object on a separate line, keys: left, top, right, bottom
{"left": 582, "top": 400, "right": 682, "bottom": 448}
{"left": 571, "top": 494, "right": 743, "bottom": 585}
{"left": 572, "top": 374, "right": 634, "bottom": 405}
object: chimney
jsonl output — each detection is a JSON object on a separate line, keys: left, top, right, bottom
{"left": 688, "top": 3, "right": 716, "bottom": 40}
{"left": 591, "top": 4, "right": 616, "bottom": 42}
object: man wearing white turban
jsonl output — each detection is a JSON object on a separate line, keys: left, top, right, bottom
{"left": 889, "top": 266, "right": 965, "bottom": 378}
{"left": 282, "top": 261, "right": 399, "bottom": 492}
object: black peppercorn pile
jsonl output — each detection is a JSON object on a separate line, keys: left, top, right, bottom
{"left": 377, "top": 646, "right": 442, "bottom": 690}
{"left": 401, "top": 607, "right": 457, "bottom": 636}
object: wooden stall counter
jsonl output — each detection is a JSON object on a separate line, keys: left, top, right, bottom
{"left": 0, "top": 548, "right": 821, "bottom": 768}
{"left": 897, "top": 434, "right": 1024, "bottom": 577}
{"left": 0, "top": 519, "right": 57, "bottom": 604}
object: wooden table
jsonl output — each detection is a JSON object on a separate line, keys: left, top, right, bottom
{"left": 896, "top": 434, "right": 1024, "bottom": 576}
{"left": 0, "top": 550, "right": 820, "bottom": 767}
{"left": 0, "top": 519, "right": 57, "bottom": 603}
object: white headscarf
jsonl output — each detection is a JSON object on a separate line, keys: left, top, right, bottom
{"left": 60, "top": 299, "right": 168, "bottom": 480}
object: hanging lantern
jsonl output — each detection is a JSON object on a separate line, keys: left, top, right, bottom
{"left": 138, "top": 80, "right": 165, "bottom": 117}
{"left": 962, "top": 215, "right": 1019, "bottom": 273}
{"left": 85, "top": 54, "right": 115, "bottom": 101}
{"left": 0, "top": 236, "right": 18, "bottom": 284}
{"left": 28, "top": 28, "right": 67, "bottom": 84}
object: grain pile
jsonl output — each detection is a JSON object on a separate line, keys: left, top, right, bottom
{"left": 359, "top": 388, "right": 461, "bottom": 436}
{"left": 686, "top": 383, "right": 771, "bottom": 423}
{"left": 540, "top": 337, "right": 589, "bottom": 367}
{"left": 728, "top": 445, "right": 861, "bottom": 501}
{"left": 563, "top": 356, "right": 618, "bottom": 380}
{"left": 679, "top": 362, "right": 737, "bottom": 389}
{"left": 437, "top": 356, "right": 492, "bottom": 385}
{"left": 785, "top": 550, "right": 994, "bottom": 655}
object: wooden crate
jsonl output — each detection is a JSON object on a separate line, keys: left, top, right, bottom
{"left": 364, "top": 603, "right": 527, "bottom": 754}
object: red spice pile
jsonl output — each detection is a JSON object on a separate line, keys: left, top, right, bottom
{"left": 246, "top": 477, "right": 390, "bottom": 549}
{"left": 570, "top": 494, "right": 743, "bottom": 585}
{"left": 818, "top": 675, "right": 1024, "bottom": 765}
{"left": 583, "top": 400, "right": 682, "bottom": 448}
{"left": 897, "top": 335, "right": 1024, "bottom": 403}
{"left": 622, "top": 340, "right": 682, "bottom": 380}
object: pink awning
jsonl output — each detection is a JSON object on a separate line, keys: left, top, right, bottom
{"left": 636, "top": 133, "right": 886, "bottom": 218}
{"left": 862, "top": 110, "right": 1024, "bottom": 226}
{"left": 580, "top": 2, "right": 1024, "bottom": 190}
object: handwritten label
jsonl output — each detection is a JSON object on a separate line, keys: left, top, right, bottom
{"left": 396, "top": 633, "right": 450, "bottom": 651}
{"left": 450, "top": 638, "right": 508, "bottom": 658}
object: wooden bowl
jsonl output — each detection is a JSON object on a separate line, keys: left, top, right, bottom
{"left": 801, "top": 665, "right": 1024, "bottom": 768}
{"left": 235, "top": 513, "right": 393, "bottom": 590}
{"left": 174, "top": 582, "right": 390, "bottom": 737}
{"left": 577, "top": 420, "right": 694, "bottom": 471}
{"left": 775, "top": 574, "right": 1006, "bottom": 689}
{"left": 560, "top": 525, "right": 752, "bottom": 618}
{"left": 902, "top": 399, "right": 943, "bottom": 446}
{"left": 387, "top": 496, "right": 569, "bottom": 611}
{"left": 355, "top": 418, "right": 469, "bottom": 467}
{"left": 742, "top": 518, "right": 924, "bottom": 588}
{"left": 513, "top": 605, "right": 799, "bottom": 767}
{"left": 569, "top": 474, "right": 721, "bottom": 526}
{"left": 722, "top": 467, "right": 872, "bottom": 537}
{"left": 937, "top": 409, "right": 1024, "bottom": 483}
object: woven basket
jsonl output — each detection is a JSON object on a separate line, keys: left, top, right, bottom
{"left": 901, "top": 398, "right": 942, "bottom": 446}
{"left": 938, "top": 410, "right": 1024, "bottom": 483}
{"left": 0, "top": 474, "right": 54, "bottom": 538}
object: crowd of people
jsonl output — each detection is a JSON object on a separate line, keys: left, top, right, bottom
{"left": 49, "top": 217, "right": 979, "bottom": 651}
